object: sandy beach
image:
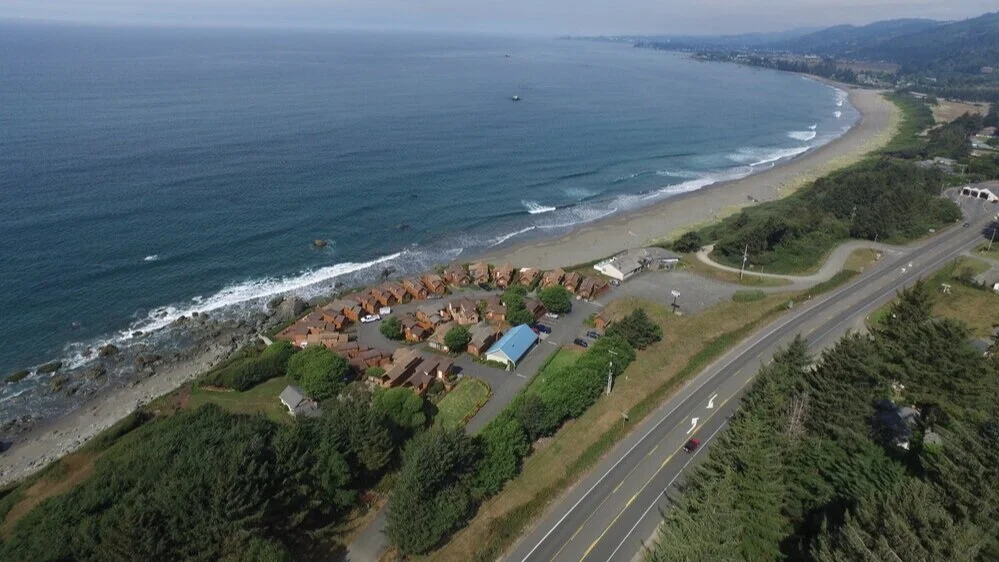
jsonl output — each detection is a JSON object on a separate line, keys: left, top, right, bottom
{"left": 0, "top": 84, "right": 897, "bottom": 490}
{"left": 0, "top": 340, "right": 237, "bottom": 487}
{"left": 482, "top": 85, "right": 899, "bottom": 270}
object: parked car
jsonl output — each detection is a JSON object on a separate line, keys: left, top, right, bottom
{"left": 379, "top": 306, "right": 392, "bottom": 315}
{"left": 586, "top": 330, "right": 601, "bottom": 339}
{"left": 535, "top": 324, "right": 552, "bottom": 334}
{"left": 610, "top": 279, "right": 621, "bottom": 286}
{"left": 683, "top": 439, "right": 701, "bottom": 453}
{"left": 545, "top": 312, "right": 559, "bottom": 319}
{"left": 573, "top": 338, "right": 589, "bottom": 348}
{"left": 360, "top": 314, "right": 381, "bottom": 324}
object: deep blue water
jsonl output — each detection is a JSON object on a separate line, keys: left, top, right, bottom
{"left": 0, "top": 23, "right": 856, "bottom": 399}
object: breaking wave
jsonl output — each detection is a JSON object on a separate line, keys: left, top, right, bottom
{"left": 522, "top": 200, "right": 557, "bottom": 214}
{"left": 143, "top": 255, "right": 159, "bottom": 262}
{"left": 788, "top": 130, "right": 817, "bottom": 142}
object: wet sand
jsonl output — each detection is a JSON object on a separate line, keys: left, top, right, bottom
{"left": 482, "top": 86, "right": 899, "bottom": 270}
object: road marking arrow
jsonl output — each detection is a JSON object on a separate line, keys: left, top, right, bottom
{"left": 687, "top": 417, "right": 699, "bottom": 435}
{"left": 707, "top": 393, "right": 718, "bottom": 409}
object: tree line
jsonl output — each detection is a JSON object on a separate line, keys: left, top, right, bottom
{"left": 385, "top": 309, "right": 661, "bottom": 555}
{"left": 649, "top": 282, "right": 999, "bottom": 560}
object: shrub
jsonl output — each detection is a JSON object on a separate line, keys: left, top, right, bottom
{"left": 514, "top": 393, "right": 558, "bottom": 440}
{"left": 373, "top": 387, "right": 427, "bottom": 436}
{"left": 387, "top": 428, "right": 481, "bottom": 555}
{"left": 365, "top": 366, "right": 386, "bottom": 379}
{"left": 380, "top": 316, "right": 404, "bottom": 340}
{"left": 287, "top": 345, "right": 349, "bottom": 400}
{"left": 538, "top": 286, "right": 572, "bottom": 314}
{"left": 445, "top": 325, "right": 472, "bottom": 353}
{"left": 474, "top": 418, "right": 530, "bottom": 497}
{"left": 606, "top": 309, "right": 663, "bottom": 349}
{"left": 673, "top": 231, "right": 704, "bottom": 253}
{"left": 203, "top": 341, "right": 295, "bottom": 391}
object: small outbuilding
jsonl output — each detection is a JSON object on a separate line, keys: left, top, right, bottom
{"left": 279, "top": 385, "right": 320, "bottom": 417}
{"left": 484, "top": 324, "right": 539, "bottom": 368}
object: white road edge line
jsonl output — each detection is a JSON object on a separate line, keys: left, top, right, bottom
{"left": 516, "top": 223, "right": 981, "bottom": 562}
{"left": 604, "top": 421, "right": 730, "bottom": 562}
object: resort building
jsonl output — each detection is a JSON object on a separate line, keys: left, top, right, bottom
{"left": 449, "top": 297, "right": 480, "bottom": 325}
{"left": 402, "top": 278, "right": 429, "bottom": 300}
{"left": 279, "top": 385, "right": 319, "bottom": 417}
{"left": 483, "top": 296, "right": 506, "bottom": 322}
{"left": 382, "top": 281, "right": 409, "bottom": 303}
{"left": 541, "top": 268, "right": 566, "bottom": 289}
{"left": 470, "top": 262, "right": 491, "bottom": 285}
{"left": 467, "top": 323, "right": 502, "bottom": 356}
{"left": 421, "top": 273, "right": 447, "bottom": 295}
{"left": 594, "top": 247, "right": 681, "bottom": 281}
{"left": 519, "top": 268, "right": 541, "bottom": 287}
{"left": 493, "top": 263, "right": 515, "bottom": 289}
{"left": 960, "top": 184, "right": 999, "bottom": 202}
{"left": 562, "top": 271, "right": 582, "bottom": 293}
{"left": 484, "top": 324, "right": 539, "bottom": 368}
{"left": 428, "top": 321, "right": 458, "bottom": 352}
{"left": 444, "top": 264, "right": 470, "bottom": 286}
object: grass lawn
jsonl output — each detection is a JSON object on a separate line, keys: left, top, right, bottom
{"left": 868, "top": 257, "right": 999, "bottom": 337}
{"left": 843, "top": 248, "right": 883, "bottom": 273}
{"left": 679, "top": 253, "right": 792, "bottom": 287}
{"left": 428, "top": 294, "right": 791, "bottom": 562}
{"left": 184, "top": 376, "right": 292, "bottom": 423}
{"left": 973, "top": 242, "right": 999, "bottom": 257}
{"left": 434, "top": 378, "right": 491, "bottom": 428}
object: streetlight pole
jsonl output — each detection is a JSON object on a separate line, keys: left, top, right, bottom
{"left": 606, "top": 350, "right": 618, "bottom": 396}
{"left": 989, "top": 223, "right": 997, "bottom": 252}
{"left": 739, "top": 245, "right": 748, "bottom": 281}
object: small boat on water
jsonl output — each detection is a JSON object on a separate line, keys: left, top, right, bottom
{"left": 511, "top": 95, "right": 521, "bottom": 101}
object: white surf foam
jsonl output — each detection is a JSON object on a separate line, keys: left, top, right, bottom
{"left": 563, "top": 187, "right": 598, "bottom": 199}
{"left": 116, "top": 251, "right": 405, "bottom": 342}
{"left": 809, "top": 124, "right": 818, "bottom": 130}
{"left": 490, "top": 226, "right": 537, "bottom": 247}
{"left": 522, "top": 200, "right": 556, "bottom": 215}
{"left": 834, "top": 111, "right": 842, "bottom": 119}
{"left": 144, "top": 255, "right": 159, "bottom": 262}
{"left": 729, "top": 146, "right": 811, "bottom": 168}
{"left": 655, "top": 168, "right": 700, "bottom": 179}
{"left": 788, "top": 130, "right": 817, "bottom": 142}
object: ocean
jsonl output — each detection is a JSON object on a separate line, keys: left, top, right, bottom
{"left": 0, "top": 23, "right": 857, "bottom": 423}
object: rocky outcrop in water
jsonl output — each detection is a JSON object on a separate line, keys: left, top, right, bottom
{"left": 37, "top": 361, "right": 62, "bottom": 374}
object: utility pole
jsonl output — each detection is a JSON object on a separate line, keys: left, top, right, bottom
{"left": 606, "top": 350, "right": 618, "bottom": 396}
{"left": 739, "top": 245, "right": 749, "bottom": 281}
{"left": 989, "top": 224, "right": 997, "bottom": 252}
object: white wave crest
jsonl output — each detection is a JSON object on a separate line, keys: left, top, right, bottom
{"left": 144, "top": 255, "right": 159, "bottom": 262}
{"left": 118, "top": 251, "right": 404, "bottom": 341}
{"left": 788, "top": 130, "right": 817, "bottom": 142}
{"left": 490, "top": 226, "right": 537, "bottom": 247}
{"left": 655, "top": 168, "right": 700, "bottom": 179}
{"left": 834, "top": 111, "right": 842, "bottom": 119}
{"left": 522, "top": 200, "right": 556, "bottom": 214}
{"left": 563, "top": 187, "right": 598, "bottom": 199}
{"left": 809, "top": 124, "right": 818, "bottom": 130}
{"left": 728, "top": 146, "right": 811, "bottom": 168}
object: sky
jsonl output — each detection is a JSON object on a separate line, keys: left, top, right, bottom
{"left": 1, "top": 0, "right": 996, "bottom": 35}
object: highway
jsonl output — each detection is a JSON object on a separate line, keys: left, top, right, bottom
{"left": 507, "top": 196, "right": 995, "bottom": 562}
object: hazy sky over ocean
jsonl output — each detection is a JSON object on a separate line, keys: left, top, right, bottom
{"left": 1, "top": 0, "right": 995, "bottom": 35}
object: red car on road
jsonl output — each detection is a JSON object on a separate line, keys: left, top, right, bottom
{"left": 683, "top": 439, "right": 701, "bottom": 453}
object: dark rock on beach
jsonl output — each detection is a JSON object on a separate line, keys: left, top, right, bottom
{"left": 37, "top": 361, "right": 63, "bottom": 374}
{"left": 85, "top": 365, "right": 107, "bottom": 380}
{"left": 5, "top": 370, "right": 30, "bottom": 384}
{"left": 50, "top": 375, "right": 70, "bottom": 393}
{"left": 274, "top": 296, "right": 308, "bottom": 323}
{"left": 98, "top": 344, "right": 120, "bottom": 357}
{"left": 135, "top": 354, "right": 162, "bottom": 368}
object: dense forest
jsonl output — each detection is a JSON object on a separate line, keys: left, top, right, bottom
{"left": 649, "top": 282, "right": 999, "bottom": 560}
{"left": 637, "top": 12, "right": 999, "bottom": 100}
{"left": 0, "top": 306, "right": 662, "bottom": 560}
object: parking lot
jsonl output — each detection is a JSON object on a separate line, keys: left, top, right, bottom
{"left": 347, "top": 288, "right": 606, "bottom": 433}
{"left": 612, "top": 270, "right": 742, "bottom": 315}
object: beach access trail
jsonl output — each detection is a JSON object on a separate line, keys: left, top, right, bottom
{"left": 483, "top": 86, "right": 898, "bottom": 271}
{"left": 696, "top": 241, "right": 902, "bottom": 291}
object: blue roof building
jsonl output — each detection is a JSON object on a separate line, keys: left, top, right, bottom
{"left": 484, "top": 324, "right": 539, "bottom": 368}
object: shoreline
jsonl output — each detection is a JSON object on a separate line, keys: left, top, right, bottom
{"left": 0, "top": 82, "right": 899, "bottom": 489}
{"left": 479, "top": 84, "right": 899, "bottom": 269}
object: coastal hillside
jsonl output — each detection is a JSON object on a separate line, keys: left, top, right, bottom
{"left": 766, "top": 18, "right": 942, "bottom": 57}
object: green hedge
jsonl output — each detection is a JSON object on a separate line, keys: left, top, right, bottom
{"left": 202, "top": 341, "right": 296, "bottom": 391}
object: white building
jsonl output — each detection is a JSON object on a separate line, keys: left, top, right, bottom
{"left": 593, "top": 247, "right": 681, "bottom": 282}
{"left": 960, "top": 185, "right": 999, "bottom": 203}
